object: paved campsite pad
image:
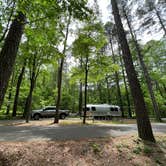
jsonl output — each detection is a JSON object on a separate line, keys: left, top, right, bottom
{"left": 0, "top": 119, "right": 166, "bottom": 141}
{"left": 0, "top": 119, "right": 166, "bottom": 165}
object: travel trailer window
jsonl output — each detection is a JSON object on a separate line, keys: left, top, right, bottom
{"left": 91, "top": 107, "right": 96, "bottom": 111}
{"left": 110, "top": 107, "right": 119, "bottom": 111}
{"left": 110, "top": 107, "right": 114, "bottom": 111}
{"left": 115, "top": 108, "right": 118, "bottom": 111}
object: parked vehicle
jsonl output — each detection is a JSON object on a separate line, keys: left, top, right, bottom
{"left": 31, "top": 106, "right": 70, "bottom": 120}
{"left": 83, "top": 104, "right": 122, "bottom": 119}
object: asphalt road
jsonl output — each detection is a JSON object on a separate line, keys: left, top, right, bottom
{"left": 0, "top": 122, "right": 165, "bottom": 141}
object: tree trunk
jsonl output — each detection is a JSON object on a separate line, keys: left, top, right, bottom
{"left": 110, "top": 39, "right": 124, "bottom": 117}
{"left": 162, "top": 83, "right": 166, "bottom": 94}
{"left": 154, "top": 7, "right": 166, "bottom": 36}
{"left": 54, "top": 14, "right": 71, "bottom": 124}
{"left": 24, "top": 54, "right": 37, "bottom": 123}
{"left": 12, "top": 61, "right": 26, "bottom": 117}
{"left": 155, "top": 81, "right": 165, "bottom": 98}
{"left": 78, "top": 57, "right": 83, "bottom": 117}
{"left": 0, "top": 2, "right": 15, "bottom": 43}
{"left": 123, "top": 7, "right": 161, "bottom": 122}
{"left": 24, "top": 76, "right": 35, "bottom": 123}
{"left": 54, "top": 58, "right": 64, "bottom": 123}
{"left": 111, "top": 0, "right": 155, "bottom": 142}
{"left": 0, "top": 12, "right": 26, "bottom": 109}
{"left": 105, "top": 76, "right": 111, "bottom": 104}
{"left": 97, "top": 83, "right": 103, "bottom": 102}
{"left": 83, "top": 56, "right": 88, "bottom": 124}
{"left": 6, "top": 72, "right": 15, "bottom": 115}
{"left": 78, "top": 81, "right": 83, "bottom": 117}
{"left": 119, "top": 46, "right": 132, "bottom": 118}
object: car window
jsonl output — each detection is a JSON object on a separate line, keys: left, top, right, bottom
{"left": 49, "top": 109, "right": 56, "bottom": 112}
{"left": 44, "top": 107, "right": 56, "bottom": 111}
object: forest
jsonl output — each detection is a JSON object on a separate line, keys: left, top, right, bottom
{"left": 0, "top": 0, "right": 166, "bottom": 143}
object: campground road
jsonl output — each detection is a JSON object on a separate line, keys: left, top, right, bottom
{"left": 0, "top": 121, "right": 165, "bottom": 141}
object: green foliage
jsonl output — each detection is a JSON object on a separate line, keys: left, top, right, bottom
{"left": 143, "top": 145, "right": 153, "bottom": 154}
{"left": 60, "top": 92, "right": 73, "bottom": 110}
{"left": 71, "top": 21, "right": 108, "bottom": 82}
{"left": 90, "top": 143, "right": 101, "bottom": 154}
{"left": 133, "top": 146, "right": 142, "bottom": 154}
{"left": 0, "top": 0, "right": 165, "bottom": 120}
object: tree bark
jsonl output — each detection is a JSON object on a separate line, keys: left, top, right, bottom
{"left": 12, "top": 61, "right": 26, "bottom": 117}
{"left": 83, "top": 56, "right": 89, "bottom": 124}
{"left": 0, "top": 2, "right": 16, "bottom": 43}
{"left": 162, "top": 84, "right": 166, "bottom": 94}
{"left": 24, "top": 72, "right": 36, "bottom": 123}
{"left": 119, "top": 46, "right": 132, "bottom": 118}
{"left": 54, "top": 14, "right": 71, "bottom": 123}
{"left": 78, "top": 81, "right": 83, "bottom": 117}
{"left": 78, "top": 57, "right": 83, "bottom": 117}
{"left": 154, "top": 7, "right": 166, "bottom": 36}
{"left": 24, "top": 79, "right": 35, "bottom": 123}
{"left": 24, "top": 53, "right": 38, "bottom": 123}
{"left": 97, "top": 83, "right": 103, "bottom": 102}
{"left": 110, "top": 39, "right": 124, "bottom": 117}
{"left": 105, "top": 75, "right": 111, "bottom": 104}
{"left": 6, "top": 72, "right": 15, "bottom": 115}
{"left": 0, "top": 12, "right": 26, "bottom": 110}
{"left": 111, "top": 0, "right": 155, "bottom": 142}
{"left": 155, "top": 81, "right": 165, "bottom": 98}
{"left": 123, "top": 7, "right": 161, "bottom": 122}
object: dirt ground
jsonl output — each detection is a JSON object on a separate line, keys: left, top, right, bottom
{"left": 0, "top": 118, "right": 137, "bottom": 127}
{"left": 0, "top": 134, "right": 165, "bottom": 166}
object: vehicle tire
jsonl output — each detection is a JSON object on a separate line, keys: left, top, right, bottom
{"left": 34, "top": 114, "right": 40, "bottom": 120}
{"left": 60, "top": 113, "right": 66, "bottom": 119}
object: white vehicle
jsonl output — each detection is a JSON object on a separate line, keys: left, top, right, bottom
{"left": 84, "top": 104, "right": 122, "bottom": 119}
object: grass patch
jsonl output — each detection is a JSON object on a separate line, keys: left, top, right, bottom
{"left": 143, "top": 145, "right": 153, "bottom": 154}
{"left": 90, "top": 143, "right": 101, "bottom": 154}
{"left": 133, "top": 146, "right": 142, "bottom": 154}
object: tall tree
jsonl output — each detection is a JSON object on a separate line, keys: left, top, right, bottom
{"left": 0, "top": 12, "right": 26, "bottom": 109}
{"left": 104, "top": 22, "right": 124, "bottom": 116}
{"left": 24, "top": 52, "right": 39, "bottom": 123}
{"left": 83, "top": 55, "right": 89, "bottom": 124}
{"left": 78, "top": 57, "right": 83, "bottom": 117}
{"left": 118, "top": 45, "right": 132, "bottom": 118}
{"left": 122, "top": 4, "right": 161, "bottom": 121}
{"left": 12, "top": 60, "right": 26, "bottom": 117}
{"left": 110, "top": 39, "right": 124, "bottom": 117}
{"left": 6, "top": 71, "right": 15, "bottom": 115}
{"left": 72, "top": 22, "right": 107, "bottom": 124}
{"left": 54, "top": 0, "right": 92, "bottom": 123}
{"left": 105, "top": 75, "right": 112, "bottom": 104}
{"left": 146, "top": 0, "right": 166, "bottom": 36}
{"left": 54, "top": 14, "right": 71, "bottom": 124}
{"left": 0, "top": 1, "right": 16, "bottom": 43}
{"left": 111, "top": 0, "right": 155, "bottom": 142}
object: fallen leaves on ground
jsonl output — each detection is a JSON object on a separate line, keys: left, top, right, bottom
{"left": 0, "top": 134, "right": 165, "bottom": 166}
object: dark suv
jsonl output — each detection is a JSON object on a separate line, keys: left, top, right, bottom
{"left": 31, "top": 106, "right": 69, "bottom": 120}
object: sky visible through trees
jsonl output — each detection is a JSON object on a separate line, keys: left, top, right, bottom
{"left": 0, "top": 0, "right": 165, "bottom": 142}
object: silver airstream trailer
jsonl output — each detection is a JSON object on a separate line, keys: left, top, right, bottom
{"left": 85, "top": 104, "right": 122, "bottom": 119}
